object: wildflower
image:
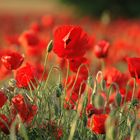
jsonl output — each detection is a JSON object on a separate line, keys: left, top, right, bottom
{"left": 11, "top": 94, "right": 37, "bottom": 123}
{"left": 1, "top": 51, "right": 24, "bottom": 70}
{"left": 87, "top": 114, "right": 108, "bottom": 134}
{"left": 94, "top": 40, "right": 109, "bottom": 58}
{"left": 15, "top": 63, "right": 37, "bottom": 88}
{"left": 126, "top": 57, "right": 140, "bottom": 79}
{"left": 53, "top": 25, "right": 90, "bottom": 59}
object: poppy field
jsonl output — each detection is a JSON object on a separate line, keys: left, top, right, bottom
{"left": 0, "top": 14, "right": 140, "bottom": 140}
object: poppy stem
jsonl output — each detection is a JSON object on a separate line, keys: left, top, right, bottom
{"left": 64, "top": 60, "right": 70, "bottom": 89}
{"left": 101, "top": 59, "right": 105, "bottom": 71}
{"left": 131, "top": 78, "right": 136, "bottom": 101}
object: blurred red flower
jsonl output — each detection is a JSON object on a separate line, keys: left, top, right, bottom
{"left": 87, "top": 114, "right": 108, "bottom": 134}
{"left": 0, "top": 91, "right": 7, "bottom": 108}
{"left": 86, "top": 104, "right": 103, "bottom": 117}
{"left": 12, "top": 94, "right": 37, "bottom": 123}
{"left": 69, "top": 57, "right": 89, "bottom": 78}
{"left": 94, "top": 40, "right": 109, "bottom": 58}
{"left": 127, "top": 57, "right": 140, "bottom": 79}
{"left": 1, "top": 51, "right": 24, "bottom": 70}
{"left": 104, "top": 67, "right": 129, "bottom": 88}
{"left": 19, "top": 30, "right": 40, "bottom": 46}
{"left": 15, "top": 63, "right": 37, "bottom": 88}
{"left": 19, "top": 30, "right": 47, "bottom": 57}
{"left": 53, "top": 25, "right": 90, "bottom": 59}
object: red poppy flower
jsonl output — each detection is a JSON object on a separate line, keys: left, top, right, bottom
{"left": 15, "top": 63, "right": 37, "bottom": 88}
{"left": 11, "top": 94, "right": 37, "bottom": 123}
{"left": 69, "top": 57, "right": 89, "bottom": 78}
{"left": 0, "top": 91, "right": 7, "bottom": 108}
{"left": 86, "top": 104, "right": 103, "bottom": 117}
{"left": 1, "top": 51, "right": 24, "bottom": 70}
{"left": 0, "top": 114, "right": 10, "bottom": 134}
{"left": 126, "top": 57, "right": 140, "bottom": 79}
{"left": 87, "top": 114, "right": 108, "bottom": 134}
{"left": 19, "top": 30, "right": 47, "bottom": 57}
{"left": 19, "top": 30, "right": 40, "bottom": 46}
{"left": 94, "top": 40, "right": 109, "bottom": 58}
{"left": 53, "top": 25, "right": 90, "bottom": 59}
{"left": 104, "top": 67, "right": 129, "bottom": 88}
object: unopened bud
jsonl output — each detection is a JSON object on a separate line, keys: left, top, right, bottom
{"left": 94, "top": 94, "right": 105, "bottom": 109}
{"left": 47, "top": 40, "right": 53, "bottom": 53}
{"left": 115, "top": 92, "right": 122, "bottom": 106}
{"left": 56, "top": 83, "right": 63, "bottom": 97}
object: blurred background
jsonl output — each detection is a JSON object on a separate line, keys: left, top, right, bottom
{"left": 0, "top": 0, "right": 140, "bottom": 18}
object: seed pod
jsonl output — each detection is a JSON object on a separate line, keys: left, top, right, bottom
{"left": 131, "top": 99, "right": 139, "bottom": 107}
{"left": 56, "top": 83, "right": 63, "bottom": 97}
{"left": 115, "top": 92, "right": 122, "bottom": 106}
{"left": 94, "top": 94, "right": 105, "bottom": 109}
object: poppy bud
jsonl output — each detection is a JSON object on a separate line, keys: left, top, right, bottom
{"left": 47, "top": 40, "right": 53, "bottom": 53}
{"left": 56, "top": 84, "right": 63, "bottom": 97}
{"left": 94, "top": 94, "right": 105, "bottom": 109}
{"left": 115, "top": 92, "right": 122, "bottom": 106}
{"left": 131, "top": 99, "right": 138, "bottom": 107}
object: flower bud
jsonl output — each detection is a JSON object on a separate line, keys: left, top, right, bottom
{"left": 47, "top": 40, "right": 53, "bottom": 53}
{"left": 94, "top": 94, "right": 105, "bottom": 109}
{"left": 115, "top": 92, "right": 122, "bottom": 106}
{"left": 56, "top": 83, "right": 63, "bottom": 97}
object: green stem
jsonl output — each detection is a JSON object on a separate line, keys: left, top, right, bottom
{"left": 131, "top": 78, "right": 136, "bottom": 101}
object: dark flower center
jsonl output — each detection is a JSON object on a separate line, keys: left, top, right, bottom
{"left": 65, "top": 38, "right": 71, "bottom": 45}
